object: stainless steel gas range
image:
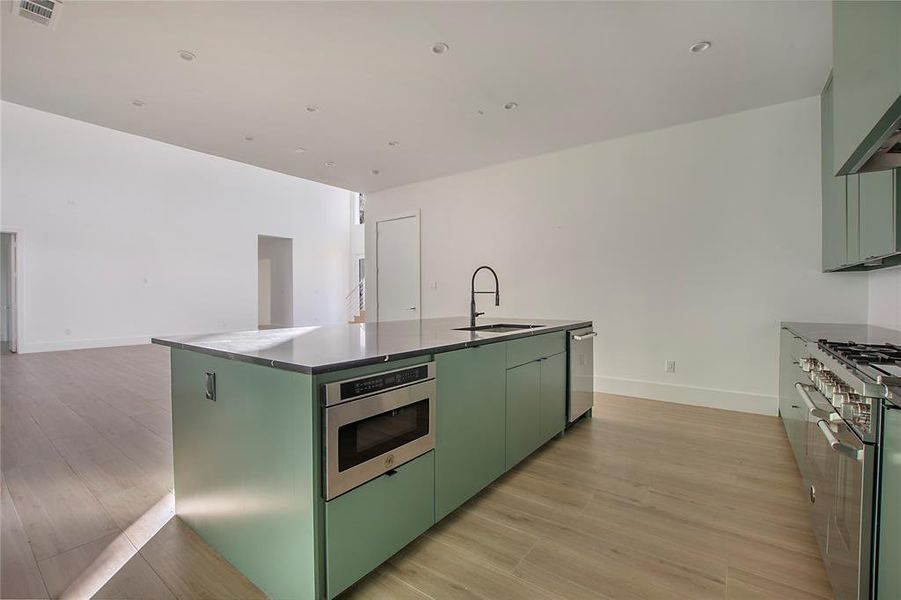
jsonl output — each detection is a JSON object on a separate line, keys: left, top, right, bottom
{"left": 780, "top": 326, "right": 901, "bottom": 600}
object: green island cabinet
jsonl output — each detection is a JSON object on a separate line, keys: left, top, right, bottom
{"left": 325, "top": 451, "right": 435, "bottom": 596}
{"left": 169, "top": 330, "right": 573, "bottom": 599}
{"left": 434, "top": 343, "right": 507, "bottom": 520}
{"left": 832, "top": 1, "right": 901, "bottom": 176}
{"left": 505, "top": 332, "right": 567, "bottom": 469}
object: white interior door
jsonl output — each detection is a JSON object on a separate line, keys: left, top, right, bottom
{"left": 376, "top": 215, "right": 420, "bottom": 322}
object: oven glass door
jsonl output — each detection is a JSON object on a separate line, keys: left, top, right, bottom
{"left": 823, "top": 420, "right": 873, "bottom": 600}
{"left": 325, "top": 378, "right": 436, "bottom": 500}
{"left": 338, "top": 398, "right": 430, "bottom": 471}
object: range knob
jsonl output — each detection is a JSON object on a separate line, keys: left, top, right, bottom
{"left": 815, "top": 372, "right": 837, "bottom": 394}
{"left": 800, "top": 358, "right": 820, "bottom": 373}
{"left": 833, "top": 391, "right": 861, "bottom": 409}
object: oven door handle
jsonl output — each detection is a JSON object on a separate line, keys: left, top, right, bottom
{"left": 795, "top": 383, "right": 831, "bottom": 419}
{"left": 816, "top": 419, "right": 864, "bottom": 461}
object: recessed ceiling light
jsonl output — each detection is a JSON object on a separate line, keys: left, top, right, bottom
{"left": 306, "top": 105, "right": 319, "bottom": 113}
{"left": 244, "top": 135, "right": 254, "bottom": 141}
{"left": 503, "top": 102, "right": 518, "bottom": 110}
{"left": 295, "top": 147, "right": 306, "bottom": 154}
{"left": 131, "top": 99, "right": 146, "bottom": 107}
{"left": 325, "top": 161, "right": 336, "bottom": 167}
{"left": 432, "top": 42, "right": 450, "bottom": 54}
{"left": 178, "top": 50, "right": 196, "bottom": 61}
{"left": 689, "top": 41, "right": 711, "bottom": 53}
{"left": 370, "top": 169, "right": 380, "bottom": 175}
{"left": 388, "top": 140, "right": 399, "bottom": 147}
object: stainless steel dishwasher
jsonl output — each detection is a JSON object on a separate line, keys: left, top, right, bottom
{"left": 568, "top": 327, "right": 596, "bottom": 424}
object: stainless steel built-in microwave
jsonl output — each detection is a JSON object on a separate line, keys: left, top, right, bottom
{"left": 323, "top": 363, "right": 436, "bottom": 500}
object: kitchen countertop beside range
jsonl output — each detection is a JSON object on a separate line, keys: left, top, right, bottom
{"left": 153, "top": 316, "right": 592, "bottom": 375}
{"left": 782, "top": 321, "right": 901, "bottom": 346}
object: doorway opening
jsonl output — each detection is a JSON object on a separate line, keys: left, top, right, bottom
{"left": 1, "top": 232, "right": 18, "bottom": 353}
{"left": 258, "top": 235, "right": 293, "bottom": 329}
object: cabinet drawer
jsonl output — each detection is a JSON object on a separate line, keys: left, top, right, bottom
{"left": 506, "top": 332, "right": 565, "bottom": 368}
{"left": 325, "top": 451, "right": 435, "bottom": 599}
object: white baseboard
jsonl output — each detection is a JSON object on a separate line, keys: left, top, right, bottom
{"left": 595, "top": 375, "right": 777, "bottom": 416}
{"left": 18, "top": 335, "right": 152, "bottom": 353}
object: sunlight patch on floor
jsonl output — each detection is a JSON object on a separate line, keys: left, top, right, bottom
{"left": 60, "top": 493, "right": 174, "bottom": 600}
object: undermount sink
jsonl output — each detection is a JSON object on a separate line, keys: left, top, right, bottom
{"left": 454, "top": 323, "right": 544, "bottom": 333}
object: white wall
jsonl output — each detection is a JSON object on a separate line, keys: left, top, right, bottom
{"left": 366, "top": 97, "right": 869, "bottom": 415}
{"left": 0, "top": 101, "right": 351, "bottom": 352}
{"left": 868, "top": 268, "right": 901, "bottom": 329}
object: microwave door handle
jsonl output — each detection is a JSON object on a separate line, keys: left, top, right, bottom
{"left": 816, "top": 419, "right": 864, "bottom": 461}
{"left": 572, "top": 331, "right": 597, "bottom": 341}
{"left": 794, "top": 383, "right": 831, "bottom": 419}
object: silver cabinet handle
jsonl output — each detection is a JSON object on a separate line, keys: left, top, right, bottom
{"left": 816, "top": 420, "right": 863, "bottom": 461}
{"left": 572, "top": 331, "right": 597, "bottom": 341}
{"left": 794, "top": 383, "right": 830, "bottom": 418}
{"left": 204, "top": 371, "right": 216, "bottom": 401}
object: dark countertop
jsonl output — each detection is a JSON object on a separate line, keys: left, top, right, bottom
{"left": 782, "top": 321, "right": 901, "bottom": 345}
{"left": 152, "top": 317, "right": 593, "bottom": 375}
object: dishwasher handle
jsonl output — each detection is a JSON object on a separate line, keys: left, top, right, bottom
{"left": 572, "top": 331, "right": 597, "bottom": 341}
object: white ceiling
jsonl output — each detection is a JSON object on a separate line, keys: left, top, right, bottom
{"left": 1, "top": 1, "right": 831, "bottom": 193}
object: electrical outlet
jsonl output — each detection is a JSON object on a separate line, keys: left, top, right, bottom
{"left": 665, "top": 360, "right": 676, "bottom": 373}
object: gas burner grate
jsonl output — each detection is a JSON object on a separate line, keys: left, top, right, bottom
{"left": 819, "top": 339, "right": 901, "bottom": 368}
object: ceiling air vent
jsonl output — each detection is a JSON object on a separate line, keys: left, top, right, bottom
{"left": 13, "top": 0, "right": 62, "bottom": 28}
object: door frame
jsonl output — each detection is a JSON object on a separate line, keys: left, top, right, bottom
{"left": 1, "top": 229, "right": 23, "bottom": 353}
{"left": 374, "top": 210, "right": 421, "bottom": 323}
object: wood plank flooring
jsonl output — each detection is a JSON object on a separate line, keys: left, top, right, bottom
{"left": 1, "top": 345, "right": 832, "bottom": 599}
{"left": 1, "top": 345, "right": 264, "bottom": 600}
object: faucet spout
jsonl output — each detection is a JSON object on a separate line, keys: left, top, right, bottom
{"left": 470, "top": 265, "right": 500, "bottom": 327}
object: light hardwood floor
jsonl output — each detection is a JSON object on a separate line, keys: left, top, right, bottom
{"left": 1, "top": 345, "right": 832, "bottom": 600}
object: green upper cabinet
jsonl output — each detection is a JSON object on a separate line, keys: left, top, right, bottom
{"left": 434, "top": 344, "right": 507, "bottom": 520}
{"left": 832, "top": 1, "right": 901, "bottom": 175}
{"left": 847, "top": 173, "right": 860, "bottom": 265}
{"left": 822, "top": 75, "right": 849, "bottom": 271}
{"left": 859, "top": 170, "right": 898, "bottom": 260}
{"left": 538, "top": 353, "right": 566, "bottom": 443}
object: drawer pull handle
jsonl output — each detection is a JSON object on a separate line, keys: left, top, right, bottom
{"left": 204, "top": 372, "right": 216, "bottom": 401}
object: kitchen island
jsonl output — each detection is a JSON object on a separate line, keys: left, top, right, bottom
{"left": 153, "top": 316, "right": 592, "bottom": 600}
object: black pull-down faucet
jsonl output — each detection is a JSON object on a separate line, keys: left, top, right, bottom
{"left": 470, "top": 266, "right": 500, "bottom": 327}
